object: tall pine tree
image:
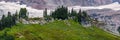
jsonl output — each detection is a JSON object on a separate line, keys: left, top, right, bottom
{"left": 51, "top": 6, "right": 68, "bottom": 20}
{"left": 43, "top": 8, "right": 47, "bottom": 18}
{"left": 19, "top": 8, "right": 28, "bottom": 19}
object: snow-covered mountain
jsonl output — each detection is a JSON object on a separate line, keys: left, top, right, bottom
{"left": 0, "top": 1, "right": 119, "bottom": 18}
{"left": 0, "top": 0, "right": 120, "bottom": 9}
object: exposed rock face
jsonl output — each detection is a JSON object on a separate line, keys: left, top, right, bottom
{"left": 87, "top": 9, "right": 120, "bottom": 35}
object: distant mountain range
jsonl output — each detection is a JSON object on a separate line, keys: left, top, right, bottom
{"left": 0, "top": 0, "right": 120, "bottom": 9}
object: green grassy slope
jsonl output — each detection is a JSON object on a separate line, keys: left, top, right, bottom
{"left": 0, "top": 20, "right": 119, "bottom": 40}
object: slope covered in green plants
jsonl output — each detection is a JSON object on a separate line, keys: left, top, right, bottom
{"left": 0, "top": 20, "right": 119, "bottom": 40}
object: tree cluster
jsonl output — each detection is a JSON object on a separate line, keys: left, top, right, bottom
{"left": 77, "top": 10, "right": 91, "bottom": 24}
{"left": 0, "top": 12, "right": 18, "bottom": 30}
{"left": 44, "top": 6, "right": 91, "bottom": 24}
{"left": 51, "top": 6, "right": 68, "bottom": 20}
{"left": 0, "top": 8, "right": 28, "bottom": 30}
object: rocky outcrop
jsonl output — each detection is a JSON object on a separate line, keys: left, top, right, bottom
{"left": 88, "top": 9, "right": 120, "bottom": 35}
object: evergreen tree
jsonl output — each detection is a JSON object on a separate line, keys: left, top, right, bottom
{"left": 76, "top": 10, "right": 91, "bottom": 24}
{"left": 43, "top": 8, "right": 49, "bottom": 21}
{"left": 69, "top": 9, "right": 78, "bottom": 21}
{"left": 43, "top": 8, "right": 47, "bottom": 18}
{"left": 0, "top": 21, "right": 2, "bottom": 29}
{"left": 19, "top": 8, "right": 28, "bottom": 19}
{"left": 70, "top": 8, "right": 77, "bottom": 17}
{"left": 51, "top": 6, "right": 68, "bottom": 20}
{"left": 118, "top": 27, "right": 120, "bottom": 33}
{"left": 14, "top": 11, "right": 18, "bottom": 20}
{"left": 77, "top": 9, "right": 82, "bottom": 24}
{"left": 7, "top": 12, "right": 12, "bottom": 27}
{"left": 0, "top": 15, "right": 5, "bottom": 29}
{"left": 12, "top": 14, "right": 17, "bottom": 25}
{"left": 1, "top": 15, "right": 5, "bottom": 21}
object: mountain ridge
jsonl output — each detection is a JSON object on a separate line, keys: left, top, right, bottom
{"left": 0, "top": 0, "right": 119, "bottom": 9}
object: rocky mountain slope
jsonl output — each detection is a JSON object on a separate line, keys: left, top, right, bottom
{"left": 68, "top": 2, "right": 120, "bottom": 35}
{"left": 0, "top": 0, "right": 119, "bottom": 9}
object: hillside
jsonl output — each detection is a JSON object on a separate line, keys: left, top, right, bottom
{"left": 0, "top": 20, "right": 119, "bottom": 40}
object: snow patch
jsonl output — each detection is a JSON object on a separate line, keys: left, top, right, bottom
{"left": 0, "top": 1, "right": 51, "bottom": 18}
{"left": 68, "top": 2, "right": 120, "bottom": 11}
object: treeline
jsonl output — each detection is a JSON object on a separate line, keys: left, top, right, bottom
{"left": 0, "top": 12, "right": 17, "bottom": 30}
{"left": 0, "top": 6, "right": 91, "bottom": 30}
{"left": 44, "top": 6, "right": 91, "bottom": 24}
{"left": 0, "top": 8, "right": 28, "bottom": 30}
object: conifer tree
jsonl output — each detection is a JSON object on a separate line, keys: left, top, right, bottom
{"left": 70, "top": 8, "right": 77, "bottom": 17}
{"left": 43, "top": 8, "right": 47, "bottom": 18}
{"left": 0, "top": 15, "right": 5, "bottom": 29}
{"left": 51, "top": 6, "right": 68, "bottom": 20}
{"left": 19, "top": 8, "right": 28, "bottom": 19}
